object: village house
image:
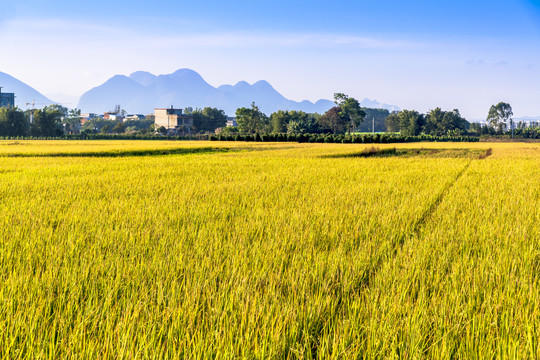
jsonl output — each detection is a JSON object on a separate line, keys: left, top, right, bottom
{"left": 103, "top": 112, "right": 124, "bottom": 121}
{"left": 125, "top": 114, "right": 146, "bottom": 121}
{"left": 226, "top": 117, "right": 238, "bottom": 127}
{"left": 154, "top": 106, "right": 193, "bottom": 134}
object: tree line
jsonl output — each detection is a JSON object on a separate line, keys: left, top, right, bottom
{"left": 385, "top": 108, "right": 470, "bottom": 136}
{"left": 0, "top": 105, "right": 230, "bottom": 137}
{"left": 0, "top": 105, "right": 71, "bottom": 137}
{"left": 210, "top": 132, "right": 478, "bottom": 143}
{"left": 2, "top": 97, "right": 537, "bottom": 139}
{"left": 227, "top": 93, "right": 367, "bottom": 136}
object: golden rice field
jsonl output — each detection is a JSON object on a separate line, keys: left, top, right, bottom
{"left": 0, "top": 140, "right": 539, "bottom": 358}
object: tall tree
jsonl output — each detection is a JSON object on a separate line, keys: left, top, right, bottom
{"left": 236, "top": 102, "right": 268, "bottom": 134}
{"left": 398, "top": 110, "right": 424, "bottom": 136}
{"left": 270, "top": 110, "right": 289, "bottom": 133}
{"left": 385, "top": 112, "right": 400, "bottom": 132}
{"left": 333, "top": 93, "right": 366, "bottom": 133}
{"left": 442, "top": 109, "right": 469, "bottom": 135}
{"left": 45, "top": 104, "right": 68, "bottom": 118}
{"left": 424, "top": 108, "right": 470, "bottom": 135}
{"left": 286, "top": 112, "right": 320, "bottom": 134}
{"left": 424, "top": 107, "right": 445, "bottom": 135}
{"left": 319, "top": 106, "right": 347, "bottom": 134}
{"left": 192, "top": 107, "right": 227, "bottom": 133}
{"left": 270, "top": 110, "right": 320, "bottom": 134}
{"left": 487, "top": 102, "right": 513, "bottom": 132}
{"left": 0, "top": 107, "right": 28, "bottom": 136}
{"left": 31, "top": 107, "right": 65, "bottom": 137}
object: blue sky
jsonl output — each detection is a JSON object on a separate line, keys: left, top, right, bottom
{"left": 1, "top": 0, "right": 540, "bottom": 118}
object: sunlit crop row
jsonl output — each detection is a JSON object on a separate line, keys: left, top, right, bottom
{"left": 0, "top": 141, "right": 538, "bottom": 358}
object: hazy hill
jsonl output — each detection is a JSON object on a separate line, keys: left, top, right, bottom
{"left": 360, "top": 98, "right": 400, "bottom": 113}
{"left": 78, "top": 68, "right": 399, "bottom": 115}
{"left": 0, "top": 69, "right": 401, "bottom": 116}
{"left": 0, "top": 72, "right": 55, "bottom": 108}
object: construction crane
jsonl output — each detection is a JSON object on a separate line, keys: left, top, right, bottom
{"left": 25, "top": 100, "right": 48, "bottom": 123}
{"left": 25, "top": 100, "right": 48, "bottom": 109}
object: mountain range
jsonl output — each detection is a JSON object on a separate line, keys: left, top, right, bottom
{"left": 77, "top": 69, "right": 401, "bottom": 115}
{"left": 0, "top": 69, "right": 400, "bottom": 115}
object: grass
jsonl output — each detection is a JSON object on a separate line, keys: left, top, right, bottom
{"left": 324, "top": 146, "right": 492, "bottom": 159}
{"left": 0, "top": 140, "right": 538, "bottom": 358}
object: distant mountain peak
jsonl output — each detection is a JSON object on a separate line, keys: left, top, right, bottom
{"left": 253, "top": 80, "right": 273, "bottom": 89}
{"left": 130, "top": 70, "right": 154, "bottom": 77}
{"left": 129, "top": 71, "right": 157, "bottom": 86}
{"left": 102, "top": 75, "right": 141, "bottom": 89}
{"left": 0, "top": 71, "right": 55, "bottom": 107}
{"left": 172, "top": 68, "right": 199, "bottom": 76}
{"left": 108, "top": 74, "right": 131, "bottom": 82}
{"left": 171, "top": 68, "right": 206, "bottom": 81}
{"left": 234, "top": 81, "right": 250, "bottom": 88}
{"left": 168, "top": 69, "right": 214, "bottom": 91}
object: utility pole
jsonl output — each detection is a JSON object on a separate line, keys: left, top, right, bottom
{"left": 26, "top": 100, "right": 36, "bottom": 124}
{"left": 510, "top": 118, "right": 514, "bottom": 139}
{"left": 372, "top": 117, "right": 375, "bottom": 134}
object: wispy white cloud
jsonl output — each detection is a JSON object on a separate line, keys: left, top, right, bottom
{"left": 2, "top": 17, "right": 426, "bottom": 51}
{"left": 140, "top": 33, "right": 425, "bottom": 50}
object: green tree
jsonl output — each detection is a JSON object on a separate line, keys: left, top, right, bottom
{"left": 442, "top": 109, "right": 469, "bottom": 135}
{"left": 157, "top": 126, "right": 167, "bottom": 135}
{"left": 100, "top": 124, "right": 112, "bottom": 134}
{"left": 30, "top": 106, "right": 65, "bottom": 137}
{"left": 333, "top": 93, "right": 366, "bottom": 133}
{"left": 319, "top": 106, "right": 347, "bottom": 134}
{"left": 424, "top": 107, "right": 444, "bottom": 135}
{"left": 469, "top": 122, "right": 482, "bottom": 135}
{"left": 236, "top": 102, "right": 268, "bottom": 134}
{"left": 45, "top": 104, "right": 68, "bottom": 118}
{"left": 0, "top": 107, "right": 28, "bottom": 136}
{"left": 357, "top": 108, "right": 390, "bottom": 133}
{"left": 217, "top": 126, "right": 239, "bottom": 136}
{"left": 64, "top": 108, "right": 81, "bottom": 134}
{"left": 270, "top": 110, "right": 290, "bottom": 133}
{"left": 424, "top": 108, "right": 469, "bottom": 135}
{"left": 487, "top": 102, "right": 513, "bottom": 132}
{"left": 123, "top": 119, "right": 154, "bottom": 132}
{"left": 286, "top": 112, "right": 320, "bottom": 134}
{"left": 385, "top": 112, "right": 400, "bottom": 132}
{"left": 270, "top": 110, "right": 320, "bottom": 134}
{"left": 112, "top": 122, "right": 126, "bottom": 134}
{"left": 82, "top": 118, "right": 111, "bottom": 133}
{"left": 398, "top": 110, "right": 424, "bottom": 136}
{"left": 192, "top": 107, "right": 227, "bottom": 133}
